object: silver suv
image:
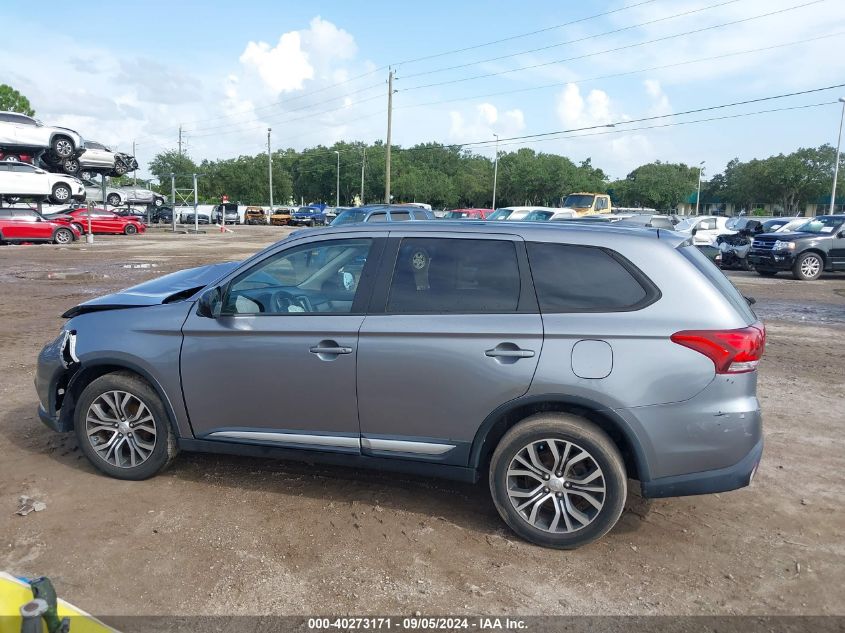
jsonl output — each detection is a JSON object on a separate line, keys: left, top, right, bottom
{"left": 35, "top": 222, "right": 765, "bottom": 548}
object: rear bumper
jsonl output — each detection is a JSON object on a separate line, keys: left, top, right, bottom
{"left": 748, "top": 249, "right": 795, "bottom": 270}
{"left": 641, "top": 437, "right": 763, "bottom": 498}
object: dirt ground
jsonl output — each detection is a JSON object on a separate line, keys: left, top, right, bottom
{"left": 0, "top": 226, "right": 843, "bottom": 617}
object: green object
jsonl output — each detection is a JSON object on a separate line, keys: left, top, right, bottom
{"left": 29, "top": 577, "right": 69, "bottom": 633}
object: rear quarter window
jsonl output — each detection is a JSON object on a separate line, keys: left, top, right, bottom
{"left": 678, "top": 245, "right": 756, "bottom": 323}
{"left": 527, "top": 242, "right": 658, "bottom": 312}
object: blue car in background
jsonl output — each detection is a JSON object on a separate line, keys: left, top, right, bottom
{"left": 289, "top": 206, "right": 327, "bottom": 227}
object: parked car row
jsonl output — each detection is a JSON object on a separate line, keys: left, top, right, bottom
{"left": 0, "top": 204, "right": 147, "bottom": 245}
{"left": 0, "top": 111, "right": 138, "bottom": 178}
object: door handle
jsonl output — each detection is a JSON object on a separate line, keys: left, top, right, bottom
{"left": 485, "top": 346, "right": 535, "bottom": 359}
{"left": 310, "top": 346, "right": 353, "bottom": 355}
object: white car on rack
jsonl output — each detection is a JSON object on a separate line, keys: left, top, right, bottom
{"left": 81, "top": 177, "right": 166, "bottom": 207}
{"left": 0, "top": 111, "right": 84, "bottom": 161}
{"left": 0, "top": 161, "right": 85, "bottom": 204}
{"left": 69, "top": 141, "right": 138, "bottom": 178}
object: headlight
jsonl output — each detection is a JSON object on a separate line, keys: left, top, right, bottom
{"left": 773, "top": 240, "right": 796, "bottom": 251}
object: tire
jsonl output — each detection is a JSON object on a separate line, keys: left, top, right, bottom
{"left": 106, "top": 193, "right": 121, "bottom": 206}
{"left": 51, "top": 136, "right": 75, "bottom": 158}
{"left": 489, "top": 413, "right": 627, "bottom": 549}
{"left": 50, "top": 183, "right": 72, "bottom": 204}
{"left": 113, "top": 161, "right": 128, "bottom": 176}
{"left": 792, "top": 252, "right": 823, "bottom": 281}
{"left": 63, "top": 157, "right": 80, "bottom": 176}
{"left": 124, "top": 224, "right": 138, "bottom": 235}
{"left": 756, "top": 269, "right": 778, "bottom": 277}
{"left": 3, "top": 154, "right": 20, "bottom": 162}
{"left": 74, "top": 371, "right": 178, "bottom": 480}
{"left": 53, "top": 227, "right": 73, "bottom": 244}
{"left": 153, "top": 197, "right": 164, "bottom": 207}
{"left": 70, "top": 222, "right": 85, "bottom": 235}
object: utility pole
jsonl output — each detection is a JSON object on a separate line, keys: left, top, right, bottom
{"left": 132, "top": 140, "right": 137, "bottom": 186}
{"left": 385, "top": 69, "right": 394, "bottom": 204}
{"left": 829, "top": 97, "right": 845, "bottom": 215}
{"left": 171, "top": 173, "right": 176, "bottom": 233}
{"left": 178, "top": 125, "right": 182, "bottom": 160}
{"left": 695, "top": 161, "right": 705, "bottom": 216}
{"left": 361, "top": 147, "right": 366, "bottom": 206}
{"left": 334, "top": 150, "right": 340, "bottom": 208}
{"left": 193, "top": 173, "right": 199, "bottom": 234}
{"left": 492, "top": 133, "right": 500, "bottom": 211}
{"left": 267, "top": 128, "right": 274, "bottom": 213}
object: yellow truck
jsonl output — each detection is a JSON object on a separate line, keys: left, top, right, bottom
{"left": 560, "top": 192, "right": 612, "bottom": 216}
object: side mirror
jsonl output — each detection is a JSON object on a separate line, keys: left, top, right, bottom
{"left": 691, "top": 227, "right": 698, "bottom": 235}
{"left": 196, "top": 286, "right": 223, "bottom": 318}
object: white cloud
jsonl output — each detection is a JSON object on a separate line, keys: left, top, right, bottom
{"left": 448, "top": 103, "right": 526, "bottom": 143}
{"left": 556, "top": 84, "right": 613, "bottom": 129}
{"left": 643, "top": 79, "right": 672, "bottom": 117}
{"left": 239, "top": 32, "right": 314, "bottom": 94}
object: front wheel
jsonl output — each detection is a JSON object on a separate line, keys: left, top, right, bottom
{"left": 63, "top": 157, "right": 80, "bottom": 176}
{"left": 153, "top": 197, "right": 164, "bottom": 207}
{"left": 50, "top": 183, "right": 72, "bottom": 203}
{"left": 124, "top": 224, "right": 138, "bottom": 235}
{"left": 74, "top": 371, "right": 178, "bottom": 480}
{"left": 792, "top": 252, "right": 823, "bottom": 281}
{"left": 53, "top": 227, "right": 74, "bottom": 244}
{"left": 3, "top": 154, "right": 20, "bottom": 162}
{"left": 113, "top": 161, "right": 128, "bottom": 176}
{"left": 489, "top": 413, "right": 627, "bottom": 549}
{"left": 51, "top": 136, "right": 75, "bottom": 158}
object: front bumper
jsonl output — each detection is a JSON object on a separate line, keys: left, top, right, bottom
{"left": 35, "top": 332, "right": 76, "bottom": 433}
{"left": 748, "top": 249, "right": 795, "bottom": 270}
{"left": 289, "top": 217, "right": 316, "bottom": 225}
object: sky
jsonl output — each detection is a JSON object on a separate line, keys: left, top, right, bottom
{"left": 1, "top": 0, "right": 844, "bottom": 182}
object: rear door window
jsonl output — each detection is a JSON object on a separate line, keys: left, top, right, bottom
{"left": 387, "top": 238, "right": 520, "bottom": 313}
{"left": 527, "top": 242, "right": 655, "bottom": 312}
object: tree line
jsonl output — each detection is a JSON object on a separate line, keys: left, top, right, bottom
{"left": 148, "top": 142, "right": 842, "bottom": 212}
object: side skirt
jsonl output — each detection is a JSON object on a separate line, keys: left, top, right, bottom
{"left": 178, "top": 438, "right": 480, "bottom": 484}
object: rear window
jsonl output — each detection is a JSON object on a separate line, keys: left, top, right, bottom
{"left": 678, "top": 245, "right": 755, "bottom": 322}
{"left": 527, "top": 242, "right": 655, "bottom": 312}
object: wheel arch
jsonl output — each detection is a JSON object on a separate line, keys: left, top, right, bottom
{"left": 469, "top": 394, "right": 651, "bottom": 482}
{"left": 798, "top": 248, "right": 828, "bottom": 267}
{"left": 62, "top": 360, "right": 182, "bottom": 438}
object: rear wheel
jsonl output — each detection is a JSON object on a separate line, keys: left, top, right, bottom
{"left": 489, "top": 413, "right": 627, "bottom": 549}
{"left": 53, "top": 227, "right": 73, "bottom": 244}
{"left": 106, "top": 193, "right": 121, "bottom": 206}
{"left": 50, "top": 183, "right": 72, "bottom": 204}
{"left": 3, "top": 154, "right": 20, "bottom": 162}
{"left": 153, "top": 197, "right": 164, "bottom": 207}
{"left": 792, "top": 252, "right": 823, "bottom": 281}
{"left": 74, "top": 372, "right": 178, "bottom": 480}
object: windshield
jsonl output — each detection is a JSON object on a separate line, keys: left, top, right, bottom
{"left": 487, "top": 209, "right": 513, "bottom": 220}
{"left": 523, "top": 210, "right": 553, "bottom": 221}
{"left": 562, "top": 194, "right": 595, "bottom": 208}
{"left": 332, "top": 210, "right": 367, "bottom": 225}
{"left": 775, "top": 218, "right": 807, "bottom": 233}
{"left": 793, "top": 217, "right": 844, "bottom": 234}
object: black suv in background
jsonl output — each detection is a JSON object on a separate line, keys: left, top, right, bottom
{"left": 749, "top": 215, "right": 845, "bottom": 280}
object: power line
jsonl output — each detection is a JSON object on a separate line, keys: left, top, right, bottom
{"left": 394, "top": 32, "right": 842, "bottom": 111}
{"left": 392, "top": 0, "right": 662, "bottom": 67}
{"left": 401, "top": 0, "right": 743, "bottom": 81}
{"left": 402, "top": 0, "right": 826, "bottom": 92}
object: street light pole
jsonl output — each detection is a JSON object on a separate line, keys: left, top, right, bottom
{"left": 360, "top": 148, "right": 366, "bottom": 206}
{"left": 268, "top": 128, "right": 274, "bottom": 213}
{"left": 492, "top": 133, "right": 500, "bottom": 210}
{"left": 695, "top": 161, "right": 705, "bottom": 216}
{"left": 829, "top": 97, "right": 845, "bottom": 215}
{"left": 335, "top": 150, "right": 340, "bottom": 208}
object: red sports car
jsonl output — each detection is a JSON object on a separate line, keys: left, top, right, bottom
{"left": 48, "top": 207, "right": 146, "bottom": 235}
{"left": 0, "top": 208, "right": 81, "bottom": 244}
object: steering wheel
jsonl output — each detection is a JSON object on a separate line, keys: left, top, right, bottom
{"left": 272, "top": 290, "right": 299, "bottom": 313}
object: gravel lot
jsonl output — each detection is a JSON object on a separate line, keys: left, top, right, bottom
{"left": 0, "top": 226, "right": 843, "bottom": 617}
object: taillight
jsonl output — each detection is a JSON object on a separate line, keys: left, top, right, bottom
{"left": 671, "top": 322, "right": 766, "bottom": 374}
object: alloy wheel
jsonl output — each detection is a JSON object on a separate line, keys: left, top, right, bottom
{"left": 85, "top": 390, "right": 157, "bottom": 468}
{"left": 55, "top": 139, "right": 73, "bottom": 157}
{"left": 801, "top": 255, "right": 821, "bottom": 278}
{"left": 506, "top": 439, "right": 606, "bottom": 533}
{"left": 54, "top": 229, "right": 72, "bottom": 244}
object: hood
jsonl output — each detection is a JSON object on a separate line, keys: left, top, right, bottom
{"left": 62, "top": 261, "right": 239, "bottom": 318}
{"left": 755, "top": 231, "right": 814, "bottom": 241}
